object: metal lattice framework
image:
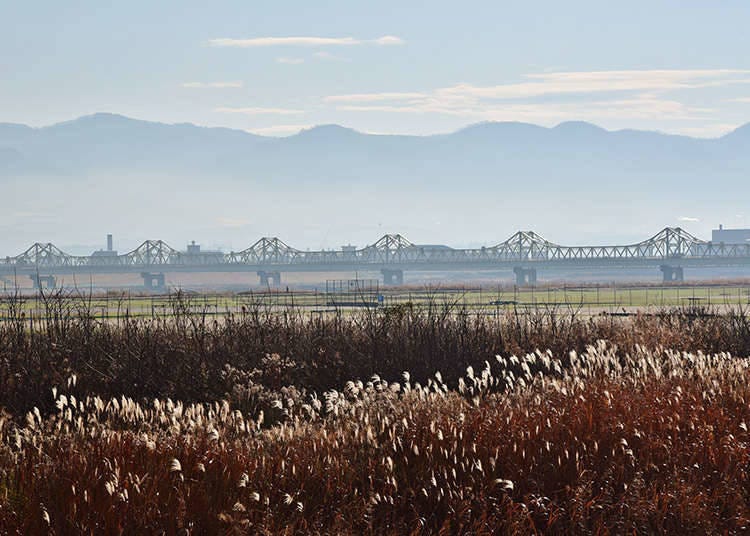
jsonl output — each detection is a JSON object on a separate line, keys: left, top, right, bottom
{"left": 359, "top": 234, "right": 416, "bottom": 263}
{"left": 227, "top": 237, "right": 303, "bottom": 264}
{"left": 477, "top": 227, "right": 709, "bottom": 262}
{"left": 2, "top": 227, "right": 749, "bottom": 273}
{"left": 122, "top": 240, "right": 179, "bottom": 265}
{"left": 488, "top": 231, "right": 563, "bottom": 261}
{"left": 10, "top": 243, "right": 76, "bottom": 267}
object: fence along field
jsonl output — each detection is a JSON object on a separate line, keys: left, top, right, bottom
{"left": 2, "top": 280, "right": 750, "bottom": 320}
{"left": 2, "top": 291, "right": 750, "bottom": 532}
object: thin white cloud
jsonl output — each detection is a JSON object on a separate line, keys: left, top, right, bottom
{"left": 326, "top": 92, "right": 428, "bottom": 103}
{"left": 208, "top": 36, "right": 404, "bottom": 48}
{"left": 329, "top": 69, "right": 750, "bottom": 104}
{"left": 678, "top": 216, "right": 700, "bottom": 223}
{"left": 277, "top": 57, "right": 304, "bottom": 65}
{"left": 182, "top": 81, "right": 243, "bottom": 89}
{"left": 730, "top": 97, "right": 750, "bottom": 103}
{"left": 676, "top": 123, "right": 739, "bottom": 138}
{"left": 374, "top": 35, "right": 405, "bottom": 46}
{"left": 436, "top": 69, "right": 750, "bottom": 100}
{"left": 209, "top": 37, "right": 359, "bottom": 47}
{"left": 247, "top": 124, "right": 313, "bottom": 136}
{"left": 326, "top": 69, "right": 750, "bottom": 125}
{"left": 527, "top": 68, "right": 748, "bottom": 85}
{"left": 214, "top": 107, "right": 304, "bottom": 115}
{"left": 337, "top": 95, "right": 709, "bottom": 123}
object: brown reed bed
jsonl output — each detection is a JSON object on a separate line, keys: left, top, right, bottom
{"left": 2, "top": 345, "right": 750, "bottom": 533}
{"left": 0, "top": 292, "right": 749, "bottom": 419}
{"left": 1, "top": 293, "right": 750, "bottom": 533}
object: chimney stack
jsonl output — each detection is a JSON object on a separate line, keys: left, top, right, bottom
{"left": 107, "top": 234, "right": 113, "bottom": 252}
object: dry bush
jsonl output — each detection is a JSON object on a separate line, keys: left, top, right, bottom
{"left": 0, "top": 292, "right": 749, "bottom": 420}
{"left": 2, "top": 345, "right": 750, "bottom": 533}
{"left": 2, "top": 294, "right": 750, "bottom": 532}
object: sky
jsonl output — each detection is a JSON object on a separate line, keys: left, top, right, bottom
{"left": 3, "top": 0, "right": 750, "bottom": 137}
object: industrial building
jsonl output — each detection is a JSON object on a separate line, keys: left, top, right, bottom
{"left": 712, "top": 225, "right": 750, "bottom": 244}
{"left": 91, "top": 234, "right": 118, "bottom": 257}
{"left": 183, "top": 241, "right": 224, "bottom": 264}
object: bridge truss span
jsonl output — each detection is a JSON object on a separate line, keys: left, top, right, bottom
{"left": 2, "top": 227, "right": 750, "bottom": 277}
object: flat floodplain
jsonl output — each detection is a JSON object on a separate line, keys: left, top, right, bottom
{"left": 2, "top": 282, "right": 749, "bottom": 320}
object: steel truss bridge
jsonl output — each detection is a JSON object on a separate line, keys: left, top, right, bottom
{"left": 2, "top": 227, "right": 750, "bottom": 288}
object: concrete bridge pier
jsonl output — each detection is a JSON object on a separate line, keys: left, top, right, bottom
{"left": 257, "top": 270, "right": 281, "bottom": 287}
{"left": 30, "top": 274, "right": 56, "bottom": 290}
{"left": 513, "top": 267, "right": 537, "bottom": 286}
{"left": 659, "top": 265, "right": 684, "bottom": 282}
{"left": 381, "top": 269, "right": 404, "bottom": 286}
{"left": 141, "top": 272, "right": 166, "bottom": 291}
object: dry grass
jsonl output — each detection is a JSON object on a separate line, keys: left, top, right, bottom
{"left": 0, "top": 292, "right": 749, "bottom": 418}
{"left": 2, "top": 345, "right": 750, "bottom": 533}
{"left": 1, "top": 294, "right": 750, "bottom": 533}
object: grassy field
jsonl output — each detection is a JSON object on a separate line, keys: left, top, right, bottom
{"left": 2, "top": 295, "right": 750, "bottom": 532}
{"left": 2, "top": 282, "right": 750, "bottom": 320}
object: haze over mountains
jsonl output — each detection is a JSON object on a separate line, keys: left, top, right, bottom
{"left": 1, "top": 113, "right": 748, "bottom": 255}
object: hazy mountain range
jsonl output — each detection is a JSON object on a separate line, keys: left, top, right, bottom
{"left": 2, "top": 113, "right": 750, "bottom": 183}
{"left": 0, "top": 113, "right": 748, "bottom": 254}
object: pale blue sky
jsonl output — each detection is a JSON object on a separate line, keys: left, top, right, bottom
{"left": 3, "top": 0, "right": 750, "bottom": 136}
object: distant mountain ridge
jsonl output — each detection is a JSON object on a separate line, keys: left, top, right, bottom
{"left": 2, "top": 113, "right": 747, "bottom": 184}
{"left": 2, "top": 112, "right": 747, "bottom": 145}
{"left": 1, "top": 112, "right": 748, "bottom": 254}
